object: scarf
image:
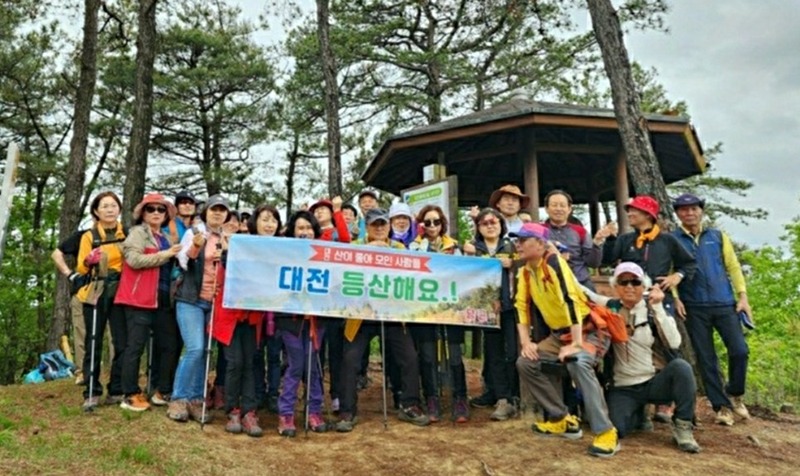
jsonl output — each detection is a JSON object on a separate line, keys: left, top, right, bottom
{"left": 635, "top": 224, "right": 660, "bottom": 249}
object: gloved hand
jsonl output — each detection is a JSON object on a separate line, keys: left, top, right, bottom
{"left": 84, "top": 247, "right": 103, "bottom": 267}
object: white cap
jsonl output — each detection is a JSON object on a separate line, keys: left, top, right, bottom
{"left": 389, "top": 202, "right": 413, "bottom": 219}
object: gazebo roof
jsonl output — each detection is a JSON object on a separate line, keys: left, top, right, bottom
{"left": 362, "top": 99, "right": 706, "bottom": 204}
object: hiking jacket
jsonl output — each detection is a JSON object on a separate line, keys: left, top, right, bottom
{"left": 673, "top": 225, "right": 746, "bottom": 307}
{"left": 211, "top": 263, "right": 263, "bottom": 346}
{"left": 408, "top": 234, "right": 459, "bottom": 254}
{"left": 470, "top": 237, "right": 517, "bottom": 311}
{"left": 118, "top": 225, "right": 175, "bottom": 308}
{"left": 585, "top": 289, "right": 681, "bottom": 387}
{"left": 175, "top": 225, "right": 222, "bottom": 305}
{"left": 76, "top": 223, "right": 127, "bottom": 303}
{"left": 601, "top": 229, "right": 696, "bottom": 283}
{"left": 543, "top": 220, "right": 601, "bottom": 286}
{"left": 515, "top": 253, "right": 590, "bottom": 331}
{"left": 319, "top": 210, "right": 351, "bottom": 243}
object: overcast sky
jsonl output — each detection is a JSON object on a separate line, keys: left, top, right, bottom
{"left": 234, "top": 0, "right": 800, "bottom": 247}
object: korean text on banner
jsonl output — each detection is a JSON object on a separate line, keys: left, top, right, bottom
{"left": 223, "top": 235, "right": 501, "bottom": 328}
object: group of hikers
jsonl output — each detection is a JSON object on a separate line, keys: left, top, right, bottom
{"left": 51, "top": 182, "right": 753, "bottom": 458}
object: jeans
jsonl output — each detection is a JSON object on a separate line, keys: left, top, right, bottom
{"left": 685, "top": 305, "right": 749, "bottom": 410}
{"left": 224, "top": 321, "right": 257, "bottom": 413}
{"left": 608, "top": 359, "right": 697, "bottom": 437}
{"left": 279, "top": 324, "right": 325, "bottom": 415}
{"left": 172, "top": 300, "right": 211, "bottom": 401}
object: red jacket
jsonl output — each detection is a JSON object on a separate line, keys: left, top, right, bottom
{"left": 319, "top": 210, "right": 351, "bottom": 243}
{"left": 211, "top": 264, "right": 263, "bottom": 346}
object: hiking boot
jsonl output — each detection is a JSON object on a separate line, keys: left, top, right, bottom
{"left": 151, "top": 391, "right": 170, "bottom": 407}
{"left": 242, "top": 411, "right": 263, "bottom": 437}
{"left": 672, "top": 418, "right": 701, "bottom": 453}
{"left": 104, "top": 394, "right": 124, "bottom": 406}
{"left": 588, "top": 427, "right": 620, "bottom": 458}
{"left": 731, "top": 396, "right": 751, "bottom": 420}
{"left": 187, "top": 400, "right": 212, "bottom": 424}
{"left": 356, "top": 375, "right": 371, "bottom": 391}
{"left": 715, "top": 407, "right": 735, "bottom": 426}
{"left": 278, "top": 415, "right": 296, "bottom": 437}
{"left": 398, "top": 404, "right": 430, "bottom": 426}
{"left": 212, "top": 385, "right": 225, "bottom": 410}
{"left": 453, "top": 398, "right": 470, "bottom": 423}
{"left": 167, "top": 399, "right": 189, "bottom": 422}
{"left": 331, "top": 398, "right": 340, "bottom": 414}
{"left": 120, "top": 393, "right": 151, "bottom": 412}
{"left": 82, "top": 396, "right": 100, "bottom": 411}
{"left": 426, "top": 396, "right": 441, "bottom": 423}
{"left": 654, "top": 404, "right": 673, "bottom": 423}
{"left": 266, "top": 395, "right": 279, "bottom": 414}
{"left": 469, "top": 391, "right": 496, "bottom": 409}
{"left": 335, "top": 414, "right": 357, "bottom": 433}
{"left": 531, "top": 414, "right": 583, "bottom": 440}
{"left": 308, "top": 413, "right": 327, "bottom": 433}
{"left": 490, "top": 398, "right": 518, "bottom": 421}
{"left": 226, "top": 409, "right": 243, "bottom": 434}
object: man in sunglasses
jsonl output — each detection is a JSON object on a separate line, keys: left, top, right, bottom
{"left": 583, "top": 262, "right": 700, "bottom": 453}
{"left": 672, "top": 193, "right": 752, "bottom": 427}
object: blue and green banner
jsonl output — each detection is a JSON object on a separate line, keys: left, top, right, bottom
{"left": 223, "top": 235, "right": 501, "bottom": 328}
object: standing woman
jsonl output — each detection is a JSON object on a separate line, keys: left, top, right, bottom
{"left": 276, "top": 210, "right": 327, "bottom": 437}
{"left": 76, "top": 191, "right": 128, "bottom": 410}
{"left": 463, "top": 208, "right": 519, "bottom": 421}
{"left": 118, "top": 194, "right": 182, "bottom": 411}
{"left": 248, "top": 205, "right": 283, "bottom": 414}
{"left": 167, "top": 195, "right": 232, "bottom": 424}
{"left": 408, "top": 205, "right": 469, "bottom": 423}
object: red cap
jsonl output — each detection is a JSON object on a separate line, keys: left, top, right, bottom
{"left": 625, "top": 195, "right": 659, "bottom": 220}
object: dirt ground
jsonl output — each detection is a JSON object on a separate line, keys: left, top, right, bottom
{"left": 2, "top": 360, "right": 800, "bottom": 476}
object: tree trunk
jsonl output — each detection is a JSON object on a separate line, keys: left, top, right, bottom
{"left": 48, "top": 0, "right": 101, "bottom": 351}
{"left": 586, "top": 0, "right": 675, "bottom": 228}
{"left": 285, "top": 133, "right": 300, "bottom": 217}
{"left": 121, "top": 0, "right": 158, "bottom": 226}
{"left": 316, "top": 0, "right": 342, "bottom": 197}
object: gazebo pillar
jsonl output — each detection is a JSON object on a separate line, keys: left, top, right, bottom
{"left": 589, "top": 193, "right": 600, "bottom": 236}
{"left": 615, "top": 150, "right": 631, "bottom": 233}
{"left": 522, "top": 131, "right": 540, "bottom": 220}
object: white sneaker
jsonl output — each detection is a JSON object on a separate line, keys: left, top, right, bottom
{"left": 490, "top": 398, "right": 518, "bottom": 421}
{"left": 730, "top": 396, "right": 751, "bottom": 420}
{"left": 715, "top": 407, "right": 734, "bottom": 426}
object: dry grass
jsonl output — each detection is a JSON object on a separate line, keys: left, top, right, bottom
{"left": 1, "top": 361, "right": 799, "bottom": 475}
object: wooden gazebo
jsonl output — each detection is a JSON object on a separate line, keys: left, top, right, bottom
{"left": 362, "top": 99, "right": 706, "bottom": 233}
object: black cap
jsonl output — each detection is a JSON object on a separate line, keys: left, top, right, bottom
{"left": 672, "top": 193, "right": 705, "bottom": 210}
{"left": 175, "top": 189, "right": 197, "bottom": 204}
{"left": 365, "top": 208, "right": 389, "bottom": 224}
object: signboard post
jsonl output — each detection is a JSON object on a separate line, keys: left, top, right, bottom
{"left": 401, "top": 175, "right": 459, "bottom": 238}
{"left": 0, "top": 143, "right": 21, "bottom": 270}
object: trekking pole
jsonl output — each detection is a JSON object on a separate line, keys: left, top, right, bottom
{"left": 380, "top": 321, "right": 388, "bottom": 430}
{"left": 85, "top": 304, "right": 99, "bottom": 413}
{"left": 304, "top": 322, "right": 314, "bottom": 436}
{"left": 146, "top": 331, "right": 154, "bottom": 396}
{"left": 200, "top": 243, "right": 222, "bottom": 430}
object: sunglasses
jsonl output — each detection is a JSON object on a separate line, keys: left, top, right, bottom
{"left": 423, "top": 218, "right": 442, "bottom": 227}
{"left": 144, "top": 205, "right": 167, "bottom": 214}
{"left": 479, "top": 218, "right": 499, "bottom": 226}
{"left": 617, "top": 278, "right": 643, "bottom": 287}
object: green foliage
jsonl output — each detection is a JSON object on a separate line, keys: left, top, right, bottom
{"left": 737, "top": 215, "right": 800, "bottom": 406}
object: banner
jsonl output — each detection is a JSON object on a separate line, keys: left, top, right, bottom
{"left": 223, "top": 235, "right": 501, "bottom": 328}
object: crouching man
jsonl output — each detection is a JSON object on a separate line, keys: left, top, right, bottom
{"left": 585, "top": 262, "right": 700, "bottom": 453}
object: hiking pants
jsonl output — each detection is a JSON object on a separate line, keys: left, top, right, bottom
{"left": 82, "top": 291, "right": 126, "bottom": 398}
{"left": 279, "top": 325, "right": 325, "bottom": 415}
{"left": 71, "top": 295, "right": 86, "bottom": 374}
{"left": 412, "top": 324, "right": 467, "bottom": 399}
{"left": 224, "top": 321, "right": 257, "bottom": 414}
{"left": 321, "top": 319, "right": 344, "bottom": 400}
{"left": 172, "top": 300, "right": 211, "bottom": 402}
{"left": 121, "top": 291, "right": 176, "bottom": 396}
{"left": 340, "top": 323, "right": 421, "bottom": 416}
{"left": 685, "top": 305, "right": 749, "bottom": 411}
{"left": 254, "top": 324, "right": 282, "bottom": 402}
{"left": 517, "top": 332, "right": 613, "bottom": 434}
{"left": 483, "top": 310, "right": 519, "bottom": 401}
{"left": 607, "top": 358, "right": 697, "bottom": 437}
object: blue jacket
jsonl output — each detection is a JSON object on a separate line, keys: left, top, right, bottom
{"left": 673, "top": 227, "right": 736, "bottom": 307}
